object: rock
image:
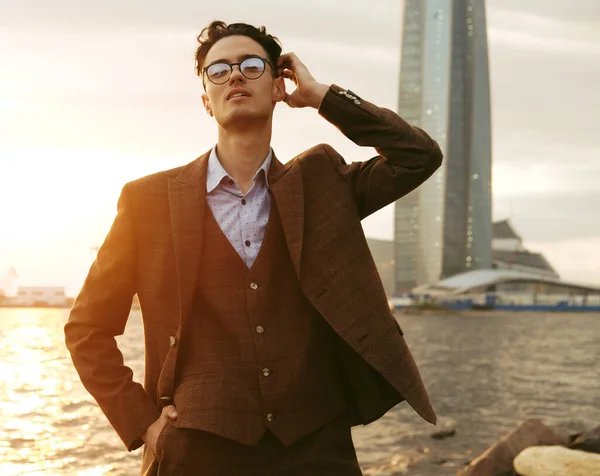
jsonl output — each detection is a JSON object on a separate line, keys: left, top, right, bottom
{"left": 431, "top": 427, "right": 457, "bottom": 440}
{"left": 513, "top": 445, "right": 600, "bottom": 475}
{"left": 569, "top": 425, "right": 600, "bottom": 454}
{"left": 457, "top": 418, "right": 566, "bottom": 476}
{"left": 568, "top": 431, "right": 585, "bottom": 445}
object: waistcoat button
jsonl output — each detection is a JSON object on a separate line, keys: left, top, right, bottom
{"left": 250, "top": 282, "right": 259, "bottom": 290}
{"left": 169, "top": 336, "right": 176, "bottom": 347}
{"left": 266, "top": 413, "right": 274, "bottom": 422}
{"left": 262, "top": 368, "right": 271, "bottom": 377}
{"left": 255, "top": 325, "right": 264, "bottom": 334}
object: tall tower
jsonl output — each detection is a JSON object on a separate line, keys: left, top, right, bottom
{"left": 394, "top": 0, "right": 492, "bottom": 291}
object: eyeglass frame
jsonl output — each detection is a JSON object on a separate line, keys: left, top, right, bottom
{"left": 201, "top": 56, "right": 276, "bottom": 87}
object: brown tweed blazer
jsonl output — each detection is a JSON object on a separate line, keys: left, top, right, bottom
{"left": 64, "top": 84, "right": 443, "bottom": 454}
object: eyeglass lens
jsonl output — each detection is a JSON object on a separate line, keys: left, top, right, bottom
{"left": 206, "top": 58, "right": 266, "bottom": 84}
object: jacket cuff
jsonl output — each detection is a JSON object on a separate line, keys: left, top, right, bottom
{"left": 318, "top": 84, "right": 380, "bottom": 127}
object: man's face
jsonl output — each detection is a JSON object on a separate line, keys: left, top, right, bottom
{"left": 201, "top": 35, "right": 285, "bottom": 129}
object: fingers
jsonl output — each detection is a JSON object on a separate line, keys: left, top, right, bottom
{"left": 281, "top": 69, "right": 297, "bottom": 84}
{"left": 283, "top": 93, "right": 302, "bottom": 109}
{"left": 161, "top": 404, "right": 178, "bottom": 420}
{"left": 277, "top": 52, "right": 306, "bottom": 77}
{"left": 277, "top": 52, "right": 319, "bottom": 109}
{"left": 277, "top": 52, "right": 297, "bottom": 69}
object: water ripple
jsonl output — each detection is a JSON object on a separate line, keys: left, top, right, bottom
{"left": 1, "top": 308, "right": 599, "bottom": 475}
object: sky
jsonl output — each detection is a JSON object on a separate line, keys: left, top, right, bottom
{"left": 1, "top": 0, "right": 599, "bottom": 295}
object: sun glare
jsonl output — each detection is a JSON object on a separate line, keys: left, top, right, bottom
{"left": 0, "top": 145, "right": 171, "bottom": 292}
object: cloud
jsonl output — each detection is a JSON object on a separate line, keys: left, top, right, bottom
{"left": 0, "top": 24, "right": 400, "bottom": 159}
{"left": 2, "top": 0, "right": 599, "bottom": 287}
{"left": 487, "top": 0, "right": 600, "bottom": 28}
{"left": 489, "top": 27, "right": 600, "bottom": 56}
{"left": 527, "top": 237, "right": 600, "bottom": 286}
{"left": 0, "top": 0, "right": 402, "bottom": 48}
{"left": 494, "top": 189, "right": 600, "bottom": 242}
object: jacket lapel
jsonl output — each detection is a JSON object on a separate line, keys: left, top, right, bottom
{"left": 269, "top": 154, "right": 304, "bottom": 280}
{"left": 168, "top": 151, "right": 209, "bottom": 323}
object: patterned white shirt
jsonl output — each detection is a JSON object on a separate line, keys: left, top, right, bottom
{"left": 205, "top": 146, "right": 272, "bottom": 269}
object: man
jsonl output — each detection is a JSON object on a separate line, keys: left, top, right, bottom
{"left": 65, "top": 21, "right": 442, "bottom": 475}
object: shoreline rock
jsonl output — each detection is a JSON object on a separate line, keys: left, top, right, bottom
{"left": 513, "top": 445, "right": 600, "bottom": 475}
{"left": 457, "top": 419, "right": 566, "bottom": 476}
{"left": 568, "top": 425, "right": 600, "bottom": 454}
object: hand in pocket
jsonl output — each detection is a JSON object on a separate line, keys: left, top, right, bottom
{"left": 142, "top": 405, "right": 178, "bottom": 456}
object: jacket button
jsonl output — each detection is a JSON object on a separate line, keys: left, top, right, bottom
{"left": 169, "top": 336, "right": 176, "bottom": 347}
{"left": 250, "top": 282, "right": 259, "bottom": 290}
{"left": 266, "top": 413, "right": 274, "bottom": 422}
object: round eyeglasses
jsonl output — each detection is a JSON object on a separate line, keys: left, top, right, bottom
{"left": 203, "top": 57, "right": 273, "bottom": 85}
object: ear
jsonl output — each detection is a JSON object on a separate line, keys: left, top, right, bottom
{"left": 202, "top": 93, "right": 213, "bottom": 116}
{"left": 272, "top": 76, "right": 286, "bottom": 103}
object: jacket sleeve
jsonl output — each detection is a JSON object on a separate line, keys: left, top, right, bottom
{"left": 64, "top": 184, "right": 161, "bottom": 451}
{"left": 318, "top": 84, "right": 443, "bottom": 219}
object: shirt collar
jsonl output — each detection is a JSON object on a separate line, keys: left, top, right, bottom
{"left": 206, "top": 146, "right": 272, "bottom": 194}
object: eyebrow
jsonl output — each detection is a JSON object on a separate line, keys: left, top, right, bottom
{"left": 205, "top": 54, "right": 263, "bottom": 69}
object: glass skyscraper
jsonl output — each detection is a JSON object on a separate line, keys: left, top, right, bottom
{"left": 394, "top": 0, "right": 492, "bottom": 291}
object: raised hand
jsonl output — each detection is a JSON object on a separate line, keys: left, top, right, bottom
{"left": 277, "top": 52, "right": 329, "bottom": 109}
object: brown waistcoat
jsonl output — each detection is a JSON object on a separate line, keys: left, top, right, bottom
{"left": 172, "top": 200, "right": 349, "bottom": 446}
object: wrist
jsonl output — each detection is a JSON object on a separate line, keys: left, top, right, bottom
{"left": 310, "top": 83, "right": 330, "bottom": 109}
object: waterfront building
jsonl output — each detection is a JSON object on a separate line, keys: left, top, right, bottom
{"left": 368, "top": 219, "right": 559, "bottom": 297}
{"left": 12, "top": 286, "right": 67, "bottom": 307}
{"left": 491, "top": 219, "right": 559, "bottom": 280}
{"left": 394, "top": 0, "right": 493, "bottom": 291}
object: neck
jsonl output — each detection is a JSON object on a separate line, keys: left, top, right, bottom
{"left": 215, "top": 118, "right": 272, "bottom": 193}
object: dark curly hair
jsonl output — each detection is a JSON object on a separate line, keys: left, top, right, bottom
{"left": 194, "top": 21, "right": 282, "bottom": 77}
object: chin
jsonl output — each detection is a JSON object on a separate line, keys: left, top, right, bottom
{"left": 219, "top": 109, "right": 271, "bottom": 129}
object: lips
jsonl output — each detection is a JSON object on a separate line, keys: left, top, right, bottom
{"left": 226, "top": 88, "right": 251, "bottom": 100}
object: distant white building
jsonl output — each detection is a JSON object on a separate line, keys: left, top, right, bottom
{"left": 411, "top": 220, "right": 599, "bottom": 305}
{"left": 492, "top": 219, "right": 524, "bottom": 252}
{"left": 13, "top": 286, "right": 67, "bottom": 307}
{"left": 369, "top": 219, "right": 560, "bottom": 296}
{"left": 491, "top": 220, "right": 559, "bottom": 280}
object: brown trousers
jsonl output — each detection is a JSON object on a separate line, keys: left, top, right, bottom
{"left": 152, "top": 411, "right": 363, "bottom": 475}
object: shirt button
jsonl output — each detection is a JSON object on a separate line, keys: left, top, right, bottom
{"left": 256, "top": 325, "right": 264, "bottom": 334}
{"left": 250, "top": 282, "right": 259, "bottom": 290}
{"left": 266, "top": 413, "right": 275, "bottom": 422}
{"left": 245, "top": 240, "right": 251, "bottom": 247}
{"left": 169, "top": 336, "right": 176, "bottom": 347}
{"left": 262, "top": 368, "right": 271, "bottom": 377}
{"left": 228, "top": 179, "right": 234, "bottom": 185}
{"left": 241, "top": 199, "right": 246, "bottom": 205}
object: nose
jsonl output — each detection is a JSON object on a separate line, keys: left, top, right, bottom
{"left": 229, "top": 64, "right": 246, "bottom": 83}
